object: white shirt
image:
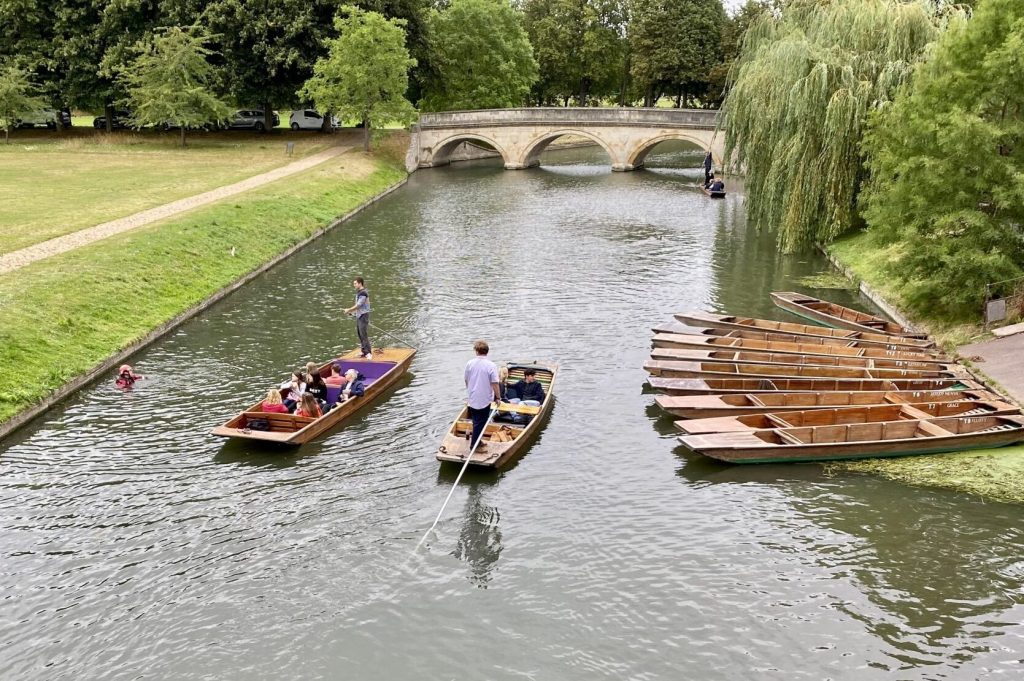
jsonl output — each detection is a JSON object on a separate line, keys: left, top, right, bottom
{"left": 464, "top": 357, "right": 499, "bottom": 409}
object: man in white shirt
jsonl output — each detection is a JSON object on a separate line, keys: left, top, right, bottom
{"left": 464, "top": 340, "right": 501, "bottom": 453}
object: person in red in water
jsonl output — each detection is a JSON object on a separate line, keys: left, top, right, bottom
{"left": 115, "top": 364, "right": 144, "bottom": 389}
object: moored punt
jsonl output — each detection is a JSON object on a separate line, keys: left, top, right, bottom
{"left": 675, "top": 312, "right": 935, "bottom": 350}
{"left": 647, "top": 376, "right": 983, "bottom": 396}
{"left": 655, "top": 388, "right": 999, "bottom": 419}
{"left": 654, "top": 325, "right": 943, "bottom": 356}
{"left": 675, "top": 399, "right": 1020, "bottom": 434}
{"left": 771, "top": 291, "right": 926, "bottom": 339}
{"left": 651, "top": 332, "right": 951, "bottom": 364}
{"left": 644, "top": 359, "right": 971, "bottom": 382}
{"left": 436, "top": 362, "right": 557, "bottom": 468}
{"left": 650, "top": 347, "right": 955, "bottom": 373}
{"left": 679, "top": 414, "right": 1024, "bottom": 464}
{"left": 212, "top": 347, "right": 416, "bottom": 445}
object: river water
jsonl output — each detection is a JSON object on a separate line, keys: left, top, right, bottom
{"left": 3, "top": 145, "right": 1023, "bottom": 680}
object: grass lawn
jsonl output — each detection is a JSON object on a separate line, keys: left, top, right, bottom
{"left": 0, "top": 135, "right": 408, "bottom": 425}
{"left": 0, "top": 129, "right": 354, "bottom": 255}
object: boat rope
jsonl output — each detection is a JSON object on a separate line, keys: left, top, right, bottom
{"left": 415, "top": 406, "right": 499, "bottom": 550}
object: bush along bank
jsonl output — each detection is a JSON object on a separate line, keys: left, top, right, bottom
{"left": 0, "top": 151, "right": 406, "bottom": 436}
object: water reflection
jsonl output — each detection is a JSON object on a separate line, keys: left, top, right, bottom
{"left": 449, "top": 483, "right": 504, "bottom": 588}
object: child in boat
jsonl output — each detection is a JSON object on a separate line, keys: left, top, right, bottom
{"left": 259, "top": 389, "right": 290, "bottom": 414}
{"left": 339, "top": 369, "right": 366, "bottom": 403}
{"left": 115, "top": 364, "right": 144, "bottom": 389}
{"left": 295, "top": 393, "right": 322, "bottom": 418}
{"left": 281, "top": 370, "right": 306, "bottom": 412}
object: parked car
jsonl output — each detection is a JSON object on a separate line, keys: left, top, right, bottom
{"left": 226, "top": 109, "right": 279, "bottom": 131}
{"left": 93, "top": 111, "right": 133, "bottom": 130}
{"left": 16, "top": 109, "right": 58, "bottom": 129}
{"left": 289, "top": 109, "right": 339, "bottom": 131}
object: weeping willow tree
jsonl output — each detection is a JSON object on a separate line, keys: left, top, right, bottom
{"left": 722, "top": 0, "right": 962, "bottom": 251}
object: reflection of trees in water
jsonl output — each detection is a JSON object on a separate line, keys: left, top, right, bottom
{"left": 682, "top": 460, "right": 1024, "bottom": 669}
{"left": 450, "top": 486, "right": 503, "bottom": 588}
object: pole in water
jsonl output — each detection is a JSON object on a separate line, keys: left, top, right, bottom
{"left": 415, "top": 406, "right": 498, "bottom": 550}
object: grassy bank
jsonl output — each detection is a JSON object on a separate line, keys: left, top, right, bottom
{"left": 0, "top": 130, "right": 343, "bottom": 255}
{"left": 0, "top": 135, "right": 407, "bottom": 425}
{"left": 826, "top": 229, "right": 1024, "bottom": 504}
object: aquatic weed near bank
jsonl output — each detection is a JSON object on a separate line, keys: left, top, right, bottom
{"left": 0, "top": 153, "right": 406, "bottom": 425}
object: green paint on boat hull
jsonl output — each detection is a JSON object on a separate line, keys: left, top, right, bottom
{"left": 712, "top": 441, "right": 1022, "bottom": 465}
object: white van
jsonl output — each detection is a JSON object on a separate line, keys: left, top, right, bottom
{"left": 289, "top": 110, "right": 340, "bottom": 131}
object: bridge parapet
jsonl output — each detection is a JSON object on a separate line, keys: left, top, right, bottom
{"left": 417, "top": 107, "right": 721, "bottom": 130}
{"left": 410, "top": 107, "right": 725, "bottom": 173}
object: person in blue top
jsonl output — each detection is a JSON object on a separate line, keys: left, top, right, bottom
{"left": 343, "top": 277, "right": 372, "bottom": 358}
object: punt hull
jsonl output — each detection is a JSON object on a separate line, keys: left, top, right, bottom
{"left": 650, "top": 332, "right": 951, "bottom": 364}
{"left": 644, "top": 359, "right": 972, "bottom": 382}
{"left": 770, "top": 291, "right": 926, "bottom": 339}
{"left": 647, "top": 376, "right": 982, "bottom": 396}
{"left": 650, "top": 347, "right": 956, "bottom": 374}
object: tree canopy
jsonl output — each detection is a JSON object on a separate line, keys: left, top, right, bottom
{"left": 628, "top": 0, "right": 726, "bottom": 107}
{"left": 860, "top": 0, "right": 1024, "bottom": 319}
{"left": 119, "top": 26, "right": 233, "bottom": 146}
{"left": 300, "top": 5, "right": 417, "bottom": 150}
{"left": 722, "top": 0, "right": 959, "bottom": 252}
{"left": 0, "top": 61, "right": 48, "bottom": 143}
{"left": 420, "top": 0, "right": 538, "bottom": 111}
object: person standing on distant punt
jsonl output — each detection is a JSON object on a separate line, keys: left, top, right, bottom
{"left": 343, "top": 277, "right": 372, "bottom": 359}
{"left": 703, "top": 150, "right": 714, "bottom": 185}
{"left": 465, "top": 340, "right": 501, "bottom": 454}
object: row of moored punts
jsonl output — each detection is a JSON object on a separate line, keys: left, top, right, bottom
{"left": 650, "top": 292, "right": 1024, "bottom": 464}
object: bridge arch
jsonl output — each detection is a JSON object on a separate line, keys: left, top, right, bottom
{"left": 519, "top": 129, "right": 620, "bottom": 170}
{"left": 427, "top": 133, "right": 511, "bottom": 167}
{"left": 627, "top": 133, "right": 717, "bottom": 171}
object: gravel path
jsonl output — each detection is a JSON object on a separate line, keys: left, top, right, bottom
{"left": 0, "top": 144, "right": 351, "bottom": 275}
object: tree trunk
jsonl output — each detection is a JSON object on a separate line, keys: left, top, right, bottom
{"left": 321, "top": 110, "right": 333, "bottom": 133}
{"left": 105, "top": 103, "right": 113, "bottom": 133}
{"left": 180, "top": 126, "right": 186, "bottom": 147}
{"left": 263, "top": 101, "right": 273, "bottom": 133}
{"left": 5, "top": 125, "right": 9, "bottom": 144}
{"left": 362, "top": 119, "right": 371, "bottom": 151}
{"left": 618, "top": 54, "right": 630, "bottom": 107}
{"left": 644, "top": 86, "right": 654, "bottom": 108}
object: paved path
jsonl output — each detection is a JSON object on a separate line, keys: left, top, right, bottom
{"left": 960, "top": 334, "right": 1024, "bottom": 405}
{"left": 0, "top": 144, "right": 351, "bottom": 275}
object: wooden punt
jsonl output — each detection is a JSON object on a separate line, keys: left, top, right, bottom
{"left": 651, "top": 332, "right": 950, "bottom": 364}
{"left": 679, "top": 414, "right": 1024, "bottom": 464}
{"left": 700, "top": 184, "right": 726, "bottom": 198}
{"left": 675, "top": 312, "right": 935, "bottom": 350}
{"left": 647, "top": 376, "right": 983, "bottom": 396}
{"left": 436, "top": 361, "right": 557, "bottom": 468}
{"left": 771, "top": 291, "right": 926, "bottom": 339}
{"left": 212, "top": 347, "right": 416, "bottom": 445}
{"left": 675, "top": 399, "right": 1020, "bottom": 434}
{"left": 654, "top": 324, "right": 943, "bottom": 356}
{"left": 650, "top": 347, "right": 955, "bottom": 374}
{"left": 644, "top": 359, "right": 971, "bottom": 382}
{"left": 655, "top": 389, "right": 999, "bottom": 419}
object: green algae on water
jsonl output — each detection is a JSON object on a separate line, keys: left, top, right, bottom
{"left": 827, "top": 445, "right": 1024, "bottom": 504}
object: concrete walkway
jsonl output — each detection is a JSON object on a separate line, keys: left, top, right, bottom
{"left": 960, "top": 334, "right": 1024, "bottom": 405}
{"left": 0, "top": 144, "right": 351, "bottom": 275}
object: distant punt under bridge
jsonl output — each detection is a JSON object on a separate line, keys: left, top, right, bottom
{"left": 408, "top": 107, "right": 724, "bottom": 172}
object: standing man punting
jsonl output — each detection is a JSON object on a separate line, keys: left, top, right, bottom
{"left": 344, "top": 277, "right": 372, "bottom": 358}
{"left": 703, "top": 150, "right": 714, "bottom": 186}
{"left": 464, "top": 340, "right": 501, "bottom": 454}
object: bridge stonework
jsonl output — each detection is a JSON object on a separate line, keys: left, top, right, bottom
{"left": 407, "top": 108, "right": 724, "bottom": 172}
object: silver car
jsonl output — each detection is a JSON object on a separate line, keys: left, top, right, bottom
{"left": 226, "top": 110, "right": 279, "bottom": 131}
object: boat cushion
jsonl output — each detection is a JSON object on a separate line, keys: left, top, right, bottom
{"left": 333, "top": 360, "right": 395, "bottom": 380}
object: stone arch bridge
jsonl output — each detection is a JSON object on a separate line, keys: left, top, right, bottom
{"left": 408, "top": 107, "right": 724, "bottom": 172}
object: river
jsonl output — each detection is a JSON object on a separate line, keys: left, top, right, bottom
{"left": 2, "top": 144, "right": 1023, "bottom": 679}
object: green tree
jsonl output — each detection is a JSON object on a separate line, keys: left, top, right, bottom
{"left": 421, "top": 0, "right": 538, "bottom": 111}
{"left": 300, "top": 5, "right": 417, "bottom": 151}
{"left": 119, "top": 27, "right": 233, "bottom": 146}
{"left": 521, "top": 0, "right": 626, "bottom": 106}
{"left": 861, "top": 0, "right": 1024, "bottom": 319}
{"left": 722, "top": 0, "right": 960, "bottom": 252}
{"left": 628, "top": 0, "right": 726, "bottom": 107}
{"left": 705, "top": 0, "right": 773, "bottom": 108}
{"left": 0, "top": 62, "right": 48, "bottom": 143}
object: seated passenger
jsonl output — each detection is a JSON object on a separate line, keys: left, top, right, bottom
{"left": 324, "top": 363, "right": 348, "bottom": 388}
{"left": 498, "top": 366, "right": 517, "bottom": 402}
{"left": 259, "top": 389, "right": 290, "bottom": 414}
{"left": 704, "top": 172, "right": 715, "bottom": 189}
{"left": 306, "top": 370, "right": 328, "bottom": 405}
{"left": 295, "top": 393, "right": 322, "bottom": 419}
{"left": 511, "top": 368, "right": 545, "bottom": 406}
{"left": 710, "top": 178, "right": 725, "bottom": 192}
{"left": 339, "top": 369, "right": 366, "bottom": 403}
{"left": 115, "top": 364, "right": 144, "bottom": 389}
{"left": 281, "top": 370, "right": 306, "bottom": 411}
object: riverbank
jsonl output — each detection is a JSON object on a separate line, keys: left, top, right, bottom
{"left": 823, "top": 230, "right": 1024, "bottom": 504}
{"left": 0, "top": 134, "right": 408, "bottom": 436}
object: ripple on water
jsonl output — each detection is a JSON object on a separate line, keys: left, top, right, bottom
{"left": 2, "top": 149, "right": 1024, "bottom": 680}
